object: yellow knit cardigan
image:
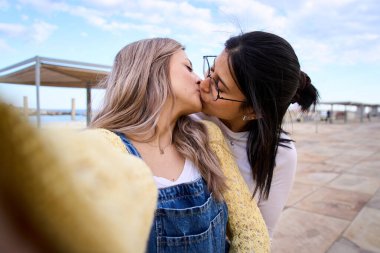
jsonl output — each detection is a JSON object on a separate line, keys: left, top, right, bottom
{"left": 0, "top": 103, "right": 157, "bottom": 253}
{"left": 89, "top": 120, "right": 270, "bottom": 253}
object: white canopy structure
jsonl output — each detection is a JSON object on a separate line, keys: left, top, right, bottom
{"left": 0, "top": 56, "right": 111, "bottom": 126}
{"left": 319, "top": 101, "right": 379, "bottom": 123}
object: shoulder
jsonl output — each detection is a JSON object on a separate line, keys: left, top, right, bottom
{"left": 278, "top": 133, "right": 297, "bottom": 157}
{"left": 189, "top": 114, "right": 225, "bottom": 142}
{"left": 275, "top": 132, "right": 297, "bottom": 174}
{"left": 189, "top": 112, "right": 212, "bottom": 121}
{"left": 200, "top": 120, "right": 225, "bottom": 143}
{"left": 82, "top": 128, "right": 127, "bottom": 154}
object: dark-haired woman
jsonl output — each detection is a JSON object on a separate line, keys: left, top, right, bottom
{"left": 195, "top": 31, "right": 319, "bottom": 238}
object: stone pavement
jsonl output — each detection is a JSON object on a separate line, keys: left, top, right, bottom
{"left": 272, "top": 118, "right": 380, "bottom": 253}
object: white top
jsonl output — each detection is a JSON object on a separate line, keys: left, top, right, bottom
{"left": 192, "top": 113, "right": 297, "bottom": 238}
{"left": 153, "top": 159, "right": 202, "bottom": 189}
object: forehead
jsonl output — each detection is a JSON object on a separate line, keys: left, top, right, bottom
{"left": 171, "top": 49, "right": 188, "bottom": 62}
{"left": 214, "top": 50, "right": 228, "bottom": 70}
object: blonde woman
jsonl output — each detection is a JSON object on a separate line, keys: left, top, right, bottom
{"left": 91, "top": 38, "right": 269, "bottom": 252}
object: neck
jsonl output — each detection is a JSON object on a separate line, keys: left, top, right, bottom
{"left": 127, "top": 101, "right": 181, "bottom": 154}
{"left": 147, "top": 103, "right": 178, "bottom": 152}
{"left": 220, "top": 118, "right": 249, "bottom": 132}
{"left": 155, "top": 122, "right": 174, "bottom": 145}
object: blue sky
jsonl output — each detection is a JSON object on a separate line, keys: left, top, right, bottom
{"left": 0, "top": 0, "right": 379, "bottom": 110}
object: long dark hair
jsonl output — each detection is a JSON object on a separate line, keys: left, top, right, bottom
{"left": 225, "top": 31, "right": 319, "bottom": 200}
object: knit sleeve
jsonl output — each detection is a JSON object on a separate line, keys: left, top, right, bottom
{"left": 84, "top": 128, "right": 129, "bottom": 154}
{"left": 203, "top": 121, "right": 270, "bottom": 253}
{"left": 0, "top": 104, "right": 157, "bottom": 253}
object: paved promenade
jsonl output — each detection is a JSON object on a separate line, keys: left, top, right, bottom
{"left": 41, "top": 116, "right": 380, "bottom": 252}
{"left": 272, "top": 118, "right": 380, "bottom": 253}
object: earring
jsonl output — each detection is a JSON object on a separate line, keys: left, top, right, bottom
{"left": 242, "top": 115, "right": 255, "bottom": 121}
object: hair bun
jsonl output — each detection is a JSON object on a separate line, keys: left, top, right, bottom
{"left": 291, "top": 71, "right": 319, "bottom": 111}
{"left": 299, "top": 71, "right": 311, "bottom": 91}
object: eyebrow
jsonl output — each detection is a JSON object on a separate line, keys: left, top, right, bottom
{"left": 215, "top": 72, "right": 230, "bottom": 91}
{"left": 211, "top": 59, "right": 230, "bottom": 91}
{"left": 186, "top": 58, "right": 193, "bottom": 68}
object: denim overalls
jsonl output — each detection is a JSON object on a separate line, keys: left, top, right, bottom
{"left": 115, "top": 132, "right": 228, "bottom": 253}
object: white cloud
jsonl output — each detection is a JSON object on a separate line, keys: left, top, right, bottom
{"left": 0, "top": 0, "right": 9, "bottom": 8}
{"left": 100, "top": 21, "right": 172, "bottom": 36}
{"left": 120, "top": 1, "right": 213, "bottom": 29}
{"left": 65, "top": 5, "right": 170, "bottom": 36}
{"left": 18, "top": 0, "right": 67, "bottom": 12}
{"left": 123, "top": 11, "right": 164, "bottom": 24}
{"left": 293, "top": 31, "right": 380, "bottom": 68}
{"left": 217, "top": 0, "right": 289, "bottom": 32}
{"left": 0, "top": 23, "right": 26, "bottom": 36}
{"left": 293, "top": 39, "right": 335, "bottom": 72}
{"left": 303, "top": 0, "right": 357, "bottom": 9}
{"left": 55, "top": 0, "right": 235, "bottom": 49}
{"left": 340, "top": 40, "right": 380, "bottom": 64}
{"left": 266, "top": 0, "right": 380, "bottom": 67}
{"left": 0, "top": 20, "right": 57, "bottom": 44}
{"left": 16, "top": 0, "right": 235, "bottom": 39}
{"left": 0, "top": 38, "right": 12, "bottom": 52}
{"left": 31, "top": 21, "right": 57, "bottom": 44}
{"left": 67, "top": 5, "right": 107, "bottom": 26}
{"left": 82, "top": 0, "right": 127, "bottom": 8}
{"left": 15, "top": 0, "right": 380, "bottom": 67}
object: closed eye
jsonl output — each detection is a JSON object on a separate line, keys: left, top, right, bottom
{"left": 211, "top": 72, "right": 229, "bottom": 91}
{"left": 186, "top": 65, "right": 193, "bottom": 72}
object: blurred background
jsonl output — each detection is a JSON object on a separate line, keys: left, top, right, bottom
{"left": 0, "top": 1, "right": 379, "bottom": 252}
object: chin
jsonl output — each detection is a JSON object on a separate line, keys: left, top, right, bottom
{"left": 200, "top": 92, "right": 212, "bottom": 103}
{"left": 183, "top": 102, "right": 202, "bottom": 115}
{"left": 193, "top": 103, "right": 202, "bottom": 113}
{"left": 202, "top": 106, "right": 222, "bottom": 118}
{"left": 201, "top": 105, "right": 212, "bottom": 116}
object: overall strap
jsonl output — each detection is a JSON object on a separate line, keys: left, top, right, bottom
{"left": 114, "top": 132, "right": 142, "bottom": 158}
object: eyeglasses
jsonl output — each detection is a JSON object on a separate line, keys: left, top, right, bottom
{"left": 203, "top": 55, "right": 246, "bottom": 103}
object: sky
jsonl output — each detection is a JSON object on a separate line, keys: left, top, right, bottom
{"left": 0, "top": 0, "right": 379, "bottom": 110}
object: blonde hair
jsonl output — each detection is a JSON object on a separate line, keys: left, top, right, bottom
{"left": 91, "top": 38, "right": 226, "bottom": 200}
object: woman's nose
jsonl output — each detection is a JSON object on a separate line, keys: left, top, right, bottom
{"left": 194, "top": 72, "right": 202, "bottom": 84}
{"left": 200, "top": 78, "right": 210, "bottom": 93}
{"left": 195, "top": 76, "right": 201, "bottom": 85}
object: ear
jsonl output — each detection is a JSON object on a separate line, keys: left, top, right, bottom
{"left": 242, "top": 108, "right": 257, "bottom": 121}
{"left": 242, "top": 114, "right": 256, "bottom": 121}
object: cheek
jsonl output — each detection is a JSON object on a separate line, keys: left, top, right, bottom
{"left": 202, "top": 100, "right": 221, "bottom": 114}
{"left": 173, "top": 77, "right": 190, "bottom": 95}
{"left": 203, "top": 101, "right": 242, "bottom": 118}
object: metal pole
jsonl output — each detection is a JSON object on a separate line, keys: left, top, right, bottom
{"left": 23, "top": 96, "right": 28, "bottom": 118}
{"left": 360, "top": 105, "right": 364, "bottom": 123}
{"left": 315, "top": 111, "right": 319, "bottom": 133}
{"left": 71, "top": 98, "right": 76, "bottom": 121}
{"left": 86, "top": 83, "right": 92, "bottom": 126}
{"left": 35, "top": 57, "right": 41, "bottom": 128}
{"left": 344, "top": 105, "right": 347, "bottom": 123}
